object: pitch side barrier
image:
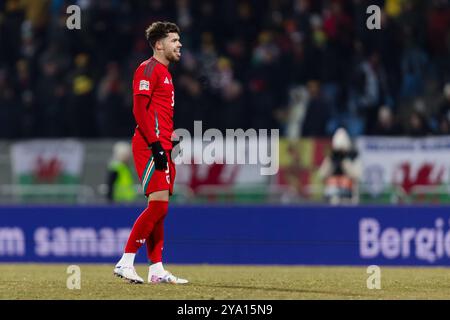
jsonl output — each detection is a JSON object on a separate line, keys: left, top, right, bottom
{"left": 1, "top": 205, "right": 450, "bottom": 266}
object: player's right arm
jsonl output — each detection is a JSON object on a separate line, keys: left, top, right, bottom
{"left": 133, "top": 64, "right": 159, "bottom": 144}
{"left": 132, "top": 63, "right": 168, "bottom": 170}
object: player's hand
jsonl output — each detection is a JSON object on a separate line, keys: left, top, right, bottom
{"left": 150, "top": 141, "right": 168, "bottom": 171}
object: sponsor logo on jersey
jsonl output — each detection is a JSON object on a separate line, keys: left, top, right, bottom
{"left": 139, "top": 80, "right": 150, "bottom": 91}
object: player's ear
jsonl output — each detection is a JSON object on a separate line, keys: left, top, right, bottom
{"left": 155, "top": 39, "right": 163, "bottom": 51}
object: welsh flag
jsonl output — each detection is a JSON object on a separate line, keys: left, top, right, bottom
{"left": 10, "top": 140, "right": 84, "bottom": 203}
{"left": 276, "top": 138, "right": 331, "bottom": 201}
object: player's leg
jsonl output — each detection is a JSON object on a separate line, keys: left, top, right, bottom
{"left": 146, "top": 157, "right": 188, "bottom": 284}
{"left": 146, "top": 219, "right": 164, "bottom": 264}
{"left": 147, "top": 215, "right": 188, "bottom": 284}
{"left": 145, "top": 197, "right": 166, "bottom": 270}
{"left": 114, "top": 198, "right": 168, "bottom": 283}
{"left": 147, "top": 220, "right": 188, "bottom": 284}
{"left": 144, "top": 154, "right": 171, "bottom": 269}
{"left": 145, "top": 190, "right": 169, "bottom": 280}
{"left": 114, "top": 139, "right": 161, "bottom": 283}
{"left": 123, "top": 196, "right": 168, "bottom": 254}
{"left": 114, "top": 193, "right": 169, "bottom": 282}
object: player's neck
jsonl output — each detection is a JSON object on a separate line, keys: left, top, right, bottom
{"left": 152, "top": 53, "right": 169, "bottom": 67}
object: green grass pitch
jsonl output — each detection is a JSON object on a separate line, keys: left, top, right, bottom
{"left": 1, "top": 264, "right": 450, "bottom": 299}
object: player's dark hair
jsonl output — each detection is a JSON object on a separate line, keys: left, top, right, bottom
{"left": 145, "top": 21, "right": 180, "bottom": 49}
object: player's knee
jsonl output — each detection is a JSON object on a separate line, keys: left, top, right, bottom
{"left": 148, "top": 195, "right": 169, "bottom": 221}
{"left": 148, "top": 190, "right": 169, "bottom": 202}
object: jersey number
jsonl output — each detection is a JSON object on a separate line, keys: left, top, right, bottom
{"left": 171, "top": 91, "right": 175, "bottom": 107}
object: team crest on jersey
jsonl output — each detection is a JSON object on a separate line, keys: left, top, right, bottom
{"left": 139, "top": 80, "right": 150, "bottom": 90}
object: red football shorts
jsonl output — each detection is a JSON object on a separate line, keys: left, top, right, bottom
{"left": 131, "top": 135, "right": 176, "bottom": 197}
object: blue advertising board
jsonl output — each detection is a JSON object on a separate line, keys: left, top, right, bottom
{"left": 1, "top": 205, "right": 450, "bottom": 266}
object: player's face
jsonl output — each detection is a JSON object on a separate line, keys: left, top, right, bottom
{"left": 162, "top": 33, "right": 182, "bottom": 62}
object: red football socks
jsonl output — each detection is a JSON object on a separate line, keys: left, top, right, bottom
{"left": 146, "top": 218, "right": 165, "bottom": 263}
{"left": 124, "top": 200, "right": 168, "bottom": 253}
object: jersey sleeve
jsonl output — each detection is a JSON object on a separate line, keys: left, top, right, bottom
{"left": 133, "top": 63, "right": 158, "bottom": 97}
{"left": 132, "top": 63, "right": 160, "bottom": 145}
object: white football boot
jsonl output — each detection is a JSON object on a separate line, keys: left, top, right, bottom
{"left": 148, "top": 269, "right": 189, "bottom": 284}
{"left": 113, "top": 265, "right": 144, "bottom": 284}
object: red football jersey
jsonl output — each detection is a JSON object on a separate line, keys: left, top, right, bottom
{"left": 132, "top": 57, "right": 175, "bottom": 150}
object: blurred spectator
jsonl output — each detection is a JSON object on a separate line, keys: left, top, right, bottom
{"left": 436, "top": 115, "right": 450, "bottom": 135}
{"left": 35, "top": 58, "right": 67, "bottom": 136}
{"left": 106, "top": 141, "right": 136, "bottom": 203}
{"left": 350, "top": 51, "right": 391, "bottom": 134}
{"left": 400, "top": 37, "right": 428, "bottom": 98}
{"left": 0, "top": 68, "right": 21, "bottom": 138}
{"left": 370, "top": 106, "right": 403, "bottom": 136}
{"left": 96, "top": 61, "right": 130, "bottom": 137}
{"left": 319, "top": 128, "right": 361, "bottom": 205}
{"left": 14, "top": 59, "right": 35, "bottom": 137}
{"left": 247, "top": 30, "right": 286, "bottom": 130}
{"left": 65, "top": 53, "right": 96, "bottom": 137}
{"left": 427, "top": 0, "right": 450, "bottom": 84}
{"left": 301, "top": 80, "right": 330, "bottom": 137}
{"left": 406, "top": 110, "right": 432, "bottom": 137}
{"left": 437, "top": 83, "right": 450, "bottom": 122}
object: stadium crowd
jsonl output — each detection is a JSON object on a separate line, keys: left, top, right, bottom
{"left": 0, "top": 0, "right": 449, "bottom": 139}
